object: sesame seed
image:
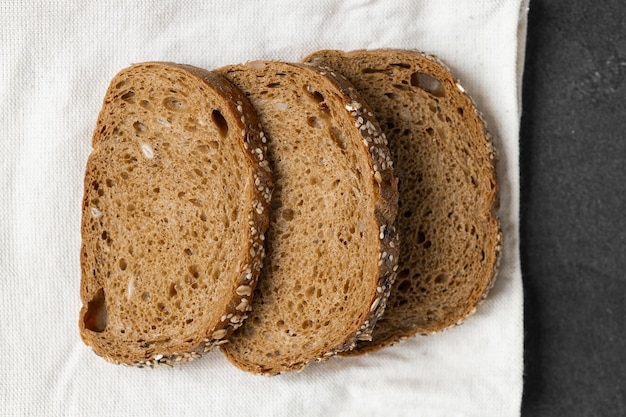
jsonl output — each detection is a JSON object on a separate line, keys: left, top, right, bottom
{"left": 357, "top": 333, "right": 373, "bottom": 341}
{"left": 236, "top": 298, "right": 249, "bottom": 311}
{"left": 90, "top": 207, "right": 102, "bottom": 218}
{"left": 456, "top": 82, "right": 465, "bottom": 93}
{"left": 141, "top": 143, "right": 154, "bottom": 159}
{"left": 236, "top": 285, "right": 253, "bottom": 296}
{"left": 212, "top": 329, "right": 228, "bottom": 340}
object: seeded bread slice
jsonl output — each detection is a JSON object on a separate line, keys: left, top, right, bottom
{"left": 79, "top": 62, "right": 271, "bottom": 367}
{"left": 215, "top": 61, "right": 398, "bottom": 374}
{"left": 304, "top": 49, "right": 501, "bottom": 353}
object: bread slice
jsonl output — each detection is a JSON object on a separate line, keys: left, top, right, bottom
{"left": 303, "top": 49, "right": 501, "bottom": 352}
{"left": 79, "top": 62, "right": 272, "bottom": 367}
{"left": 214, "top": 61, "right": 399, "bottom": 374}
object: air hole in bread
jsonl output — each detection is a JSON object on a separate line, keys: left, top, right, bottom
{"left": 188, "top": 265, "right": 200, "bottom": 279}
{"left": 139, "top": 100, "right": 150, "bottom": 109}
{"left": 397, "top": 268, "right": 410, "bottom": 279}
{"left": 120, "top": 90, "right": 135, "bottom": 103}
{"left": 435, "top": 274, "right": 448, "bottom": 284}
{"left": 168, "top": 282, "right": 178, "bottom": 298}
{"left": 397, "top": 280, "right": 411, "bottom": 293}
{"left": 410, "top": 72, "right": 446, "bottom": 97}
{"left": 196, "top": 144, "right": 210, "bottom": 153}
{"left": 423, "top": 240, "right": 432, "bottom": 249}
{"left": 84, "top": 288, "right": 108, "bottom": 333}
{"left": 305, "top": 286, "right": 315, "bottom": 297}
{"left": 282, "top": 209, "right": 294, "bottom": 221}
{"left": 163, "top": 97, "right": 187, "bottom": 111}
{"left": 404, "top": 210, "right": 412, "bottom": 218}
{"left": 330, "top": 126, "right": 348, "bottom": 150}
{"left": 362, "top": 67, "right": 392, "bottom": 75}
{"left": 417, "top": 230, "right": 426, "bottom": 244}
{"left": 119, "top": 258, "right": 127, "bottom": 271}
{"left": 105, "top": 179, "right": 114, "bottom": 187}
{"left": 210, "top": 109, "right": 228, "bottom": 138}
{"left": 307, "top": 116, "right": 323, "bottom": 129}
{"left": 157, "top": 302, "right": 169, "bottom": 314}
{"left": 304, "top": 85, "right": 325, "bottom": 104}
{"left": 267, "top": 82, "right": 281, "bottom": 88}
{"left": 133, "top": 121, "right": 147, "bottom": 134}
{"left": 390, "top": 62, "right": 411, "bottom": 69}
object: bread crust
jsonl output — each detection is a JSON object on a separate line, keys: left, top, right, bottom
{"left": 304, "top": 49, "right": 501, "bottom": 354}
{"left": 216, "top": 61, "right": 399, "bottom": 374}
{"left": 79, "top": 62, "right": 272, "bottom": 367}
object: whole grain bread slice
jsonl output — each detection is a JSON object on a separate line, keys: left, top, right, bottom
{"left": 303, "top": 49, "right": 501, "bottom": 353}
{"left": 215, "top": 61, "right": 398, "bottom": 374}
{"left": 79, "top": 62, "right": 271, "bottom": 367}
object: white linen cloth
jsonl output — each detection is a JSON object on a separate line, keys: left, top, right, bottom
{"left": 0, "top": 1, "right": 528, "bottom": 416}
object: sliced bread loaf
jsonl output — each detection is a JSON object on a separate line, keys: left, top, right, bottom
{"left": 303, "top": 49, "right": 501, "bottom": 352}
{"left": 79, "top": 62, "right": 271, "bottom": 366}
{"left": 215, "top": 61, "right": 398, "bottom": 374}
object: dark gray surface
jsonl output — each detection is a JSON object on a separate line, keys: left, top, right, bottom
{"left": 520, "top": 0, "right": 626, "bottom": 415}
